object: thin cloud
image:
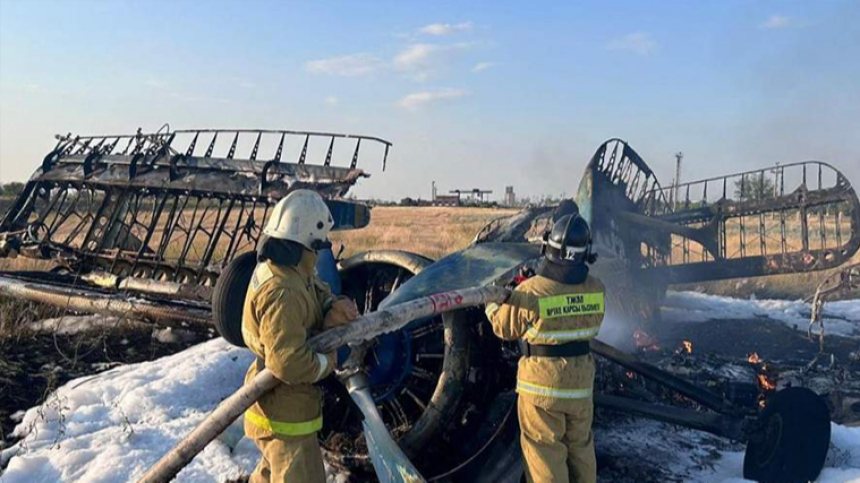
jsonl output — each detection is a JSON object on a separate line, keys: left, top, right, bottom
{"left": 145, "top": 77, "right": 168, "bottom": 89}
{"left": 394, "top": 43, "right": 443, "bottom": 67}
{"left": 325, "top": 96, "right": 339, "bottom": 106}
{"left": 471, "top": 61, "right": 497, "bottom": 73}
{"left": 393, "top": 43, "right": 471, "bottom": 81}
{"left": 169, "top": 91, "right": 234, "bottom": 104}
{"left": 607, "top": 32, "right": 657, "bottom": 55}
{"left": 1, "top": 81, "right": 47, "bottom": 94}
{"left": 760, "top": 15, "right": 793, "bottom": 29}
{"left": 419, "top": 21, "right": 473, "bottom": 36}
{"left": 398, "top": 88, "right": 469, "bottom": 110}
{"left": 308, "top": 36, "right": 476, "bottom": 83}
{"left": 233, "top": 78, "right": 257, "bottom": 89}
{"left": 305, "top": 53, "right": 383, "bottom": 77}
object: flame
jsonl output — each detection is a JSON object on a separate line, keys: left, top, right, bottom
{"left": 625, "top": 371, "right": 635, "bottom": 379}
{"left": 757, "top": 374, "right": 776, "bottom": 391}
{"left": 747, "top": 352, "right": 761, "bottom": 364}
{"left": 682, "top": 340, "right": 693, "bottom": 354}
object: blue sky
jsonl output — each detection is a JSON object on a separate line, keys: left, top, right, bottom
{"left": 1, "top": 0, "right": 858, "bottom": 201}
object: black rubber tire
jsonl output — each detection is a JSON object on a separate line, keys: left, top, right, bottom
{"left": 743, "top": 387, "right": 831, "bottom": 483}
{"left": 212, "top": 251, "right": 257, "bottom": 348}
{"left": 450, "top": 393, "right": 524, "bottom": 483}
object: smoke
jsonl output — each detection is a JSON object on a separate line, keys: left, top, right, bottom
{"left": 597, "top": 309, "right": 639, "bottom": 352}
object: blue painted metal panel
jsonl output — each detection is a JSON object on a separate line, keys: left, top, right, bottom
{"left": 315, "top": 246, "right": 342, "bottom": 295}
{"left": 326, "top": 199, "right": 371, "bottom": 231}
{"left": 379, "top": 242, "right": 540, "bottom": 309}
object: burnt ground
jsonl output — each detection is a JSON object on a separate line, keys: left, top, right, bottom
{"left": 651, "top": 317, "right": 859, "bottom": 365}
{"left": 595, "top": 415, "right": 741, "bottom": 483}
{"left": 0, "top": 318, "right": 216, "bottom": 446}
{"left": 591, "top": 317, "right": 860, "bottom": 483}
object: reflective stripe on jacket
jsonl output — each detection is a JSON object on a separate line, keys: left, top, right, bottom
{"left": 488, "top": 274, "right": 606, "bottom": 409}
{"left": 244, "top": 410, "right": 324, "bottom": 436}
{"left": 242, "top": 250, "right": 336, "bottom": 440}
{"left": 524, "top": 325, "right": 600, "bottom": 344}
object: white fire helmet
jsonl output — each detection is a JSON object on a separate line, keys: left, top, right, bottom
{"left": 262, "top": 190, "right": 334, "bottom": 250}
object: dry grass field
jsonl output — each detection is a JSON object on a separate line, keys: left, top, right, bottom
{"left": 330, "top": 206, "right": 519, "bottom": 260}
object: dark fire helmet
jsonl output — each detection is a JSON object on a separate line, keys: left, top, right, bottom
{"left": 541, "top": 214, "right": 597, "bottom": 265}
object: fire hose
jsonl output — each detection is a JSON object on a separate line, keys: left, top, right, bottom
{"left": 138, "top": 285, "right": 510, "bottom": 483}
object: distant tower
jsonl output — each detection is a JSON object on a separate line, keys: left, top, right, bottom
{"left": 432, "top": 181, "right": 437, "bottom": 201}
{"left": 673, "top": 152, "right": 684, "bottom": 207}
{"left": 504, "top": 186, "right": 516, "bottom": 206}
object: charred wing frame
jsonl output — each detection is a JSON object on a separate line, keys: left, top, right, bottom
{"left": 0, "top": 128, "right": 390, "bottom": 288}
{"left": 583, "top": 139, "right": 860, "bottom": 285}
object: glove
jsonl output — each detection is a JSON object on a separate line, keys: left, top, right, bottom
{"left": 485, "top": 288, "right": 513, "bottom": 320}
{"left": 485, "top": 302, "right": 501, "bottom": 320}
{"left": 324, "top": 297, "right": 359, "bottom": 329}
{"left": 505, "top": 266, "right": 535, "bottom": 289}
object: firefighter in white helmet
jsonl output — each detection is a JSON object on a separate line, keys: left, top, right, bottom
{"left": 241, "top": 189, "right": 359, "bottom": 483}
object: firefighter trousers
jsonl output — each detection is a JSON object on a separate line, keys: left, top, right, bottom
{"left": 249, "top": 433, "right": 326, "bottom": 483}
{"left": 518, "top": 397, "right": 596, "bottom": 483}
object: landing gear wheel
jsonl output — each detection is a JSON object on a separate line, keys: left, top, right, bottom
{"left": 323, "top": 250, "right": 522, "bottom": 482}
{"left": 211, "top": 251, "right": 257, "bottom": 347}
{"left": 743, "top": 387, "right": 830, "bottom": 483}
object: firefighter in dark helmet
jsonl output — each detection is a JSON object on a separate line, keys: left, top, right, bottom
{"left": 486, "top": 204, "right": 604, "bottom": 483}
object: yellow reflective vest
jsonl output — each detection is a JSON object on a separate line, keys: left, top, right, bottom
{"left": 487, "top": 274, "right": 606, "bottom": 410}
{"left": 242, "top": 251, "right": 337, "bottom": 439}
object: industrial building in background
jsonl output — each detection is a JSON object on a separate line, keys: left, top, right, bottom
{"left": 504, "top": 186, "right": 516, "bottom": 206}
{"left": 431, "top": 181, "right": 461, "bottom": 206}
{"left": 449, "top": 188, "right": 493, "bottom": 204}
{"left": 430, "top": 181, "right": 494, "bottom": 206}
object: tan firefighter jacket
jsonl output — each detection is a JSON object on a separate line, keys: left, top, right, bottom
{"left": 242, "top": 250, "right": 337, "bottom": 439}
{"left": 487, "top": 274, "right": 606, "bottom": 410}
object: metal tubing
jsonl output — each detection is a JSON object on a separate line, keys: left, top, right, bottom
{"left": 615, "top": 211, "right": 719, "bottom": 258}
{"left": 346, "top": 372, "right": 425, "bottom": 483}
{"left": 595, "top": 394, "right": 747, "bottom": 441}
{"left": 0, "top": 274, "right": 210, "bottom": 325}
{"left": 591, "top": 339, "right": 742, "bottom": 416}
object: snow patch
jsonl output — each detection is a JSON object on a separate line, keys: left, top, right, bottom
{"left": 691, "top": 424, "right": 860, "bottom": 482}
{"left": 3, "top": 339, "right": 257, "bottom": 482}
{"left": 662, "top": 291, "right": 860, "bottom": 338}
{"left": 2, "top": 339, "right": 348, "bottom": 483}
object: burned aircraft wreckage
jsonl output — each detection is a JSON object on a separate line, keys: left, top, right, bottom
{"left": 1, "top": 128, "right": 859, "bottom": 482}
